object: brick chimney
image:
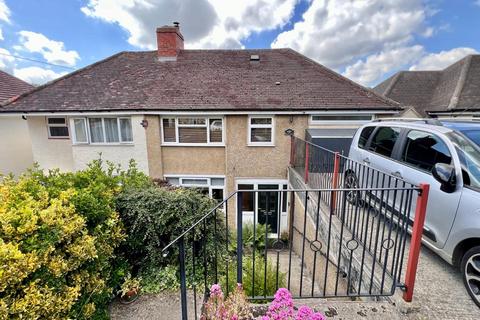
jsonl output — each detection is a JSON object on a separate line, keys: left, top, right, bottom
{"left": 156, "top": 22, "right": 184, "bottom": 61}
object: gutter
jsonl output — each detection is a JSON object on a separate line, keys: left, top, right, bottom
{"left": 0, "top": 109, "right": 401, "bottom": 117}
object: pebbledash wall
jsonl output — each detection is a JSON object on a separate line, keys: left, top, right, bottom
{"left": 26, "top": 115, "right": 149, "bottom": 173}
{"left": 145, "top": 114, "right": 308, "bottom": 188}
{"left": 143, "top": 114, "right": 309, "bottom": 226}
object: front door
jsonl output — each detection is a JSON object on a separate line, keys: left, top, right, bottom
{"left": 236, "top": 180, "right": 288, "bottom": 235}
{"left": 258, "top": 184, "right": 279, "bottom": 234}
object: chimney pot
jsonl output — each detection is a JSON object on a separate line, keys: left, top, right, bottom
{"left": 156, "top": 23, "right": 184, "bottom": 61}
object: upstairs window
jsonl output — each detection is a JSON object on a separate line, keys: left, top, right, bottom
{"left": 248, "top": 116, "right": 274, "bottom": 146}
{"left": 161, "top": 117, "right": 224, "bottom": 145}
{"left": 47, "top": 117, "right": 69, "bottom": 138}
{"left": 72, "top": 117, "right": 133, "bottom": 144}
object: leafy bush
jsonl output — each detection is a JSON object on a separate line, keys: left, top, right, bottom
{"left": 115, "top": 186, "right": 226, "bottom": 283}
{"left": 0, "top": 159, "right": 150, "bottom": 319}
{"left": 238, "top": 223, "right": 272, "bottom": 252}
{"left": 221, "top": 253, "right": 286, "bottom": 299}
{"left": 140, "top": 265, "right": 180, "bottom": 293}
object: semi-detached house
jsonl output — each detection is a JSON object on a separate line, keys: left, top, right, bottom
{"left": 0, "top": 24, "right": 400, "bottom": 234}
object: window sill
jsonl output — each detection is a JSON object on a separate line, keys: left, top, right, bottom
{"left": 161, "top": 143, "right": 225, "bottom": 147}
{"left": 73, "top": 142, "right": 134, "bottom": 146}
{"left": 247, "top": 143, "right": 275, "bottom": 147}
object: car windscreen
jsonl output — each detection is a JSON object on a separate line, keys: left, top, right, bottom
{"left": 448, "top": 131, "right": 480, "bottom": 189}
{"left": 460, "top": 129, "right": 480, "bottom": 147}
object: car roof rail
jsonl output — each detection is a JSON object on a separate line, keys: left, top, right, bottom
{"left": 372, "top": 117, "right": 443, "bottom": 126}
{"left": 434, "top": 117, "right": 480, "bottom": 123}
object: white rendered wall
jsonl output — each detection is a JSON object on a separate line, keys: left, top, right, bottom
{"left": 0, "top": 116, "right": 34, "bottom": 176}
{"left": 27, "top": 116, "right": 74, "bottom": 172}
{"left": 71, "top": 115, "right": 149, "bottom": 174}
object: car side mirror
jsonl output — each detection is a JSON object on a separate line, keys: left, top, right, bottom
{"left": 432, "top": 163, "right": 456, "bottom": 193}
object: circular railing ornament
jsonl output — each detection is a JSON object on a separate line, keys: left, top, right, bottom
{"left": 310, "top": 240, "right": 323, "bottom": 252}
{"left": 382, "top": 238, "right": 395, "bottom": 250}
{"left": 346, "top": 239, "right": 359, "bottom": 251}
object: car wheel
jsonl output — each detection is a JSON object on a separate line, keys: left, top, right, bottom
{"left": 461, "top": 246, "right": 480, "bottom": 308}
{"left": 344, "top": 171, "right": 361, "bottom": 205}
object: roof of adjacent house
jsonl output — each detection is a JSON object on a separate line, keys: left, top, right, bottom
{"left": 373, "top": 55, "right": 480, "bottom": 116}
{"left": 0, "top": 49, "right": 399, "bottom": 113}
{"left": 0, "top": 70, "right": 33, "bottom": 103}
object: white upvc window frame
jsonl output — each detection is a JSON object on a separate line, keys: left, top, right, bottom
{"left": 309, "top": 113, "right": 374, "bottom": 125}
{"left": 71, "top": 118, "right": 88, "bottom": 144}
{"left": 235, "top": 178, "right": 289, "bottom": 236}
{"left": 46, "top": 117, "right": 69, "bottom": 139}
{"left": 248, "top": 115, "right": 275, "bottom": 146}
{"left": 161, "top": 116, "right": 225, "bottom": 146}
{"left": 164, "top": 174, "right": 226, "bottom": 207}
{"left": 71, "top": 116, "right": 133, "bottom": 145}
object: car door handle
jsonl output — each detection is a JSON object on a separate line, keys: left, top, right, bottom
{"left": 363, "top": 157, "right": 370, "bottom": 165}
{"left": 391, "top": 171, "right": 403, "bottom": 179}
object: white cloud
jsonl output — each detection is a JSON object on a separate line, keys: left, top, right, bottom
{"left": 409, "top": 47, "right": 478, "bottom": 70}
{"left": 81, "top": 0, "right": 298, "bottom": 49}
{"left": 344, "top": 46, "right": 425, "bottom": 86}
{"left": 0, "top": 0, "right": 10, "bottom": 23}
{"left": 15, "top": 31, "right": 80, "bottom": 66}
{"left": 0, "top": 0, "right": 11, "bottom": 41}
{"left": 13, "top": 66, "right": 67, "bottom": 85}
{"left": 0, "top": 49, "right": 67, "bottom": 85}
{"left": 0, "top": 47, "right": 14, "bottom": 71}
{"left": 272, "top": 0, "right": 429, "bottom": 68}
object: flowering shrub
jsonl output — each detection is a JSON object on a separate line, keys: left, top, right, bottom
{"left": 261, "top": 288, "right": 325, "bottom": 320}
{"left": 201, "top": 284, "right": 252, "bottom": 320}
{"left": 201, "top": 285, "right": 325, "bottom": 320}
{"left": 0, "top": 160, "right": 150, "bottom": 319}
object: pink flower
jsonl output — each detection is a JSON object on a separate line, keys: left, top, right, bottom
{"left": 210, "top": 284, "right": 223, "bottom": 298}
{"left": 311, "top": 313, "right": 325, "bottom": 320}
{"left": 295, "top": 306, "right": 313, "bottom": 320}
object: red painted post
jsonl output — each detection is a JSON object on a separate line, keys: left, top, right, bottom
{"left": 304, "top": 143, "right": 309, "bottom": 184}
{"left": 331, "top": 152, "right": 341, "bottom": 212}
{"left": 403, "top": 183, "right": 430, "bottom": 302}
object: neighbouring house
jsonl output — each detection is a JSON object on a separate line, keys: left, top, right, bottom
{"left": 0, "top": 70, "right": 34, "bottom": 176}
{"left": 0, "top": 24, "right": 400, "bottom": 233}
{"left": 374, "top": 54, "right": 480, "bottom": 118}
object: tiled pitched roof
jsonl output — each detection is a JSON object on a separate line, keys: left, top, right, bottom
{"left": 373, "top": 55, "right": 480, "bottom": 115}
{"left": 0, "top": 70, "right": 33, "bottom": 103}
{"left": 1, "top": 49, "right": 399, "bottom": 113}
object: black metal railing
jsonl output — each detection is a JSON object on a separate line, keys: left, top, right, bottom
{"left": 162, "top": 136, "right": 428, "bottom": 319}
{"left": 162, "top": 185, "right": 420, "bottom": 319}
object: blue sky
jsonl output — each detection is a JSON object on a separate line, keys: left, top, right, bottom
{"left": 0, "top": 0, "right": 479, "bottom": 86}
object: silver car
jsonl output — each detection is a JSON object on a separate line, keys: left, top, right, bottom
{"left": 348, "top": 119, "right": 480, "bottom": 307}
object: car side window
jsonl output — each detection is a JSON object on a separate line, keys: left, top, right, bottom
{"left": 368, "top": 127, "right": 401, "bottom": 158}
{"left": 358, "top": 126, "right": 375, "bottom": 149}
{"left": 401, "top": 130, "right": 452, "bottom": 173}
